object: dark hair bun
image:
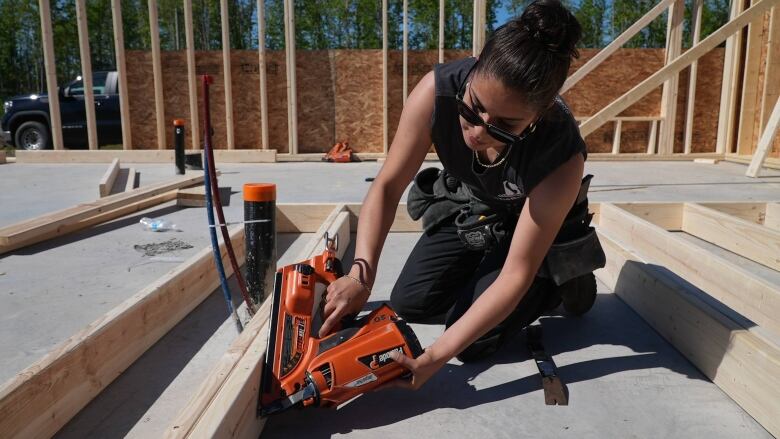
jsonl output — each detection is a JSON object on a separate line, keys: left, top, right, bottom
{"left": 520, "top": 0, "right": 581, "bottom": 58}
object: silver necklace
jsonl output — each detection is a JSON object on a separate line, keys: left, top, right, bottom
{"left": 475, "top": 144, "right": 512, "bottom": 169}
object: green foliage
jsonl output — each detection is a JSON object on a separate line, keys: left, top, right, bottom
{"left": 0, "top": 0, "right": 735, "bottom": 106}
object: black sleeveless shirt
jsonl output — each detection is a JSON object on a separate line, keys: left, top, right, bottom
{"left": 431, "top": 57, "right": 587, "bottom": 212}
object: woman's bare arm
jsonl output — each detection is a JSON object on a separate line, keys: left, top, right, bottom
{"left": 319, "top": 71, "right": 436, "bottom": 336}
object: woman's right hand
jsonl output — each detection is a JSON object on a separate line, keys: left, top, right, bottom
{"left": 318, "top": 274, "right": 371, "bottom": 337}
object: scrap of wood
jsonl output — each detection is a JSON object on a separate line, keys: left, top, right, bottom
{"left": 693, "top": 158, "right": 720, "bottom": 164}
{"left": 124, "top": 167, "right": 137, "bottom": 192}
{"left": 0, "top": 151, "right": 6, "bottom": 164}
{"left": 595, "top": 230, "right": 780, "bottom": 437}
{"left": 166, "top": 206, "right": 351, "bottom": 438}
{"left": 598, "top": 202, "right": 780, "bottom": 336}
{"left": 0, "top": 226, "right": 245, "bottom": 439}
{"left": 0, "top": 173, "right": 203, "bottom": 254}
{"left": 99, "top": 158, "right": 120, "bottom": 197}
{"left": 176, "top": 185, "right": 235, "bottom": 208}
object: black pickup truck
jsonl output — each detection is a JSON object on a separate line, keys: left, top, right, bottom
{"left": 1, "top": 71, "right": 122, "bottom": 150}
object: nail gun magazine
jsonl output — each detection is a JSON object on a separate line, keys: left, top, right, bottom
{"left": 258, "top": 234, "right": 423, "bottom": 416}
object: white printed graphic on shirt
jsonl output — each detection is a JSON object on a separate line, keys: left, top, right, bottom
{"left": 498, "top": 180, "right": 525, "bottom": 200}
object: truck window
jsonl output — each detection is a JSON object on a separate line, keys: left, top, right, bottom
{"left": 69, "top": 72, "right": 109, "bottom": 96}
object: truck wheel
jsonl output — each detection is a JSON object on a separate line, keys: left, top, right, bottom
{"left": 15, "top": 121, "right": 51, "bottom": 151}
{"left": 559, "top": 273, "right": 598, "bottom": 316}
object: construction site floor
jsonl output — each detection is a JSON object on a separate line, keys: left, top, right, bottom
{"left": 1, "top": 160, "right": 778, "bottom": 438}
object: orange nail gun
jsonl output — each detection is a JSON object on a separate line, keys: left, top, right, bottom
{"left": 258, "top": 233, "right": 423, "bottom": 416}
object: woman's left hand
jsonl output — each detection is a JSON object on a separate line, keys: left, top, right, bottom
{"left": 383, "top": 349, "right": 448, "bottom": 390}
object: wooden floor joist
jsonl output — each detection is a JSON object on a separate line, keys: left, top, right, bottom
{"left": 682, "top": 203, "right": 780, "bottom": 271}
{"left": 0, "top": 226, "right": 246, "bottom": 439}
{"left": 595, "top": 230, "right": 780, "bottom": 437}
{"left": 598, "top": 202, "right": 780, "bottom": 336}
{"left": 166, "top": 205, "right": 352, "bottom": 438}
{"left": 0, "top": 173, "right": 204, "bottom": 254}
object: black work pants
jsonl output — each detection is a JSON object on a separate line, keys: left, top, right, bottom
{"left": 390, "top": 218, "right": 553, "bottom": 339}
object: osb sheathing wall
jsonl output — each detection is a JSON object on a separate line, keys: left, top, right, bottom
{"left": 126, "top": 48, "right": 725, "bottom": 154}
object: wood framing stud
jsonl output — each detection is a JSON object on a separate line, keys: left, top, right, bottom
{"left": 257, "top": 0, "right": 269, "bottom": 150}
{"left": 221, "top": 0, "right": 235, "bottom": 150}
{"left": 111, "top": 0, "right": 132, "bottom": 150}
{"left": 76, "top": 0, "right": 98, "bottom": 151}
{"left": 149, "top": 0, "right": 167, "bottom": 150}
{"left": 183, "top": 0, "right": 201, "bottom": 150}
{"left": 38, "top": 0, "right": 63, "bottom": 150}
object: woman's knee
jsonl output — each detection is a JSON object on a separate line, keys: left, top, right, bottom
{"left": 390, "top": 282, "right": 447, "bottom": 324}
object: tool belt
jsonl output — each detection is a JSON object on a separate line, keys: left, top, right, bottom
{"left": 407, "top": 168, "right": 605, "bottom": 284}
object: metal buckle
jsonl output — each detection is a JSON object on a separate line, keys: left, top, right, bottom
{"left": 323, "top": 231, "right": 338, "bottom": 252}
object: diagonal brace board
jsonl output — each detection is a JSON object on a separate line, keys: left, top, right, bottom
{"left": 579, "top": 0, "right": 778, "bottom": 138}
{"left": 561, "top": 0, "right": 675, "bottom": 94}
{"left": 598, "top": 202, "right": 780, "bottom": 336}
{"left": 595, "top": 230, "right": 780, "bottom": 437}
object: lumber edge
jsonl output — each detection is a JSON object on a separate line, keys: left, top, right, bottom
{"left": 0, "top": 227, "right": 246, "bottom": 438}
{"left": 595, "top": 229, "right": 780, "bottom": 437}
{"left": 166, "top": 206, "right": 352, "bottom": 438}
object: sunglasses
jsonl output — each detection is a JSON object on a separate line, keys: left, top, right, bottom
{"left": 455, "top": 61, "right": 536, "bottom": 145}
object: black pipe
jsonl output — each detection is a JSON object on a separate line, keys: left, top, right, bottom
{"left": 244, "top": 184, "right": 276, "bottom": 305}
{"left": 174, "top": 119, "right": 185, "bottom": 175}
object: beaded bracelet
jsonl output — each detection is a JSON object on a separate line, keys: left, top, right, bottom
{"left": 343, "top": 274, "right": 372, "bottom": 295}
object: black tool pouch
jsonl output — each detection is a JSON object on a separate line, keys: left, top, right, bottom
{"left": 454, "top": 209, "right": 510, "bottom": 251}
{"left": 540, "top": 227, "right": 605, "bottom": 285}
{"left": 538, "top": 174, "right": 606, "bottom": 285}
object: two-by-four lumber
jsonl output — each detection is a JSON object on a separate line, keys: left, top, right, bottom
{"left": 597, "top": 202, "right": 780, "bottom": 336}
{"left": 698, "top": 201, "right": 770, "bottom": 225}
{"left": 38, "top": 0, "right": 63, "bottom": 150}
{"left": 737, "top": 0, "right": 767, "bottom": 156}
{"left": 579, "top": 0, "right": 777, "bottom": 138}
{"left": 658, "top": 0, "right": 685, "bottom": 155}
{"left": 75, "top": 0, "right": 98, "bottom": 151}
{"left": 166, "top": 205, "right": 352, "bottom": 438}
{"left": 595, "top": 230, "right": 780, "bottom": 437}
{"left": 0, "top": 173, "right": 203, "bottom": 254}
{"left": 682, "top": 203, "right": 780, "bottom": 271}
{"left": 0, "top": 226, "right": 246, "bottom": 439}
{"left": 747, "top": 96, "right": 780, "bottom": 177}
{"left": 99, "top": 158, "right": 121, "bottom": 197}
{"left": 110, "top": 0, "right": 132, "bottom": 150}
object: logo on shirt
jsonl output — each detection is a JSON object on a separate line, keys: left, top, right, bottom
{"left": 498, "top": 180, "right": 525, "bottom": 200}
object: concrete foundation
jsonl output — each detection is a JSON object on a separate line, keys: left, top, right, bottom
{"left": 0, "top": 160, "right": 778, "bottom": 438}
